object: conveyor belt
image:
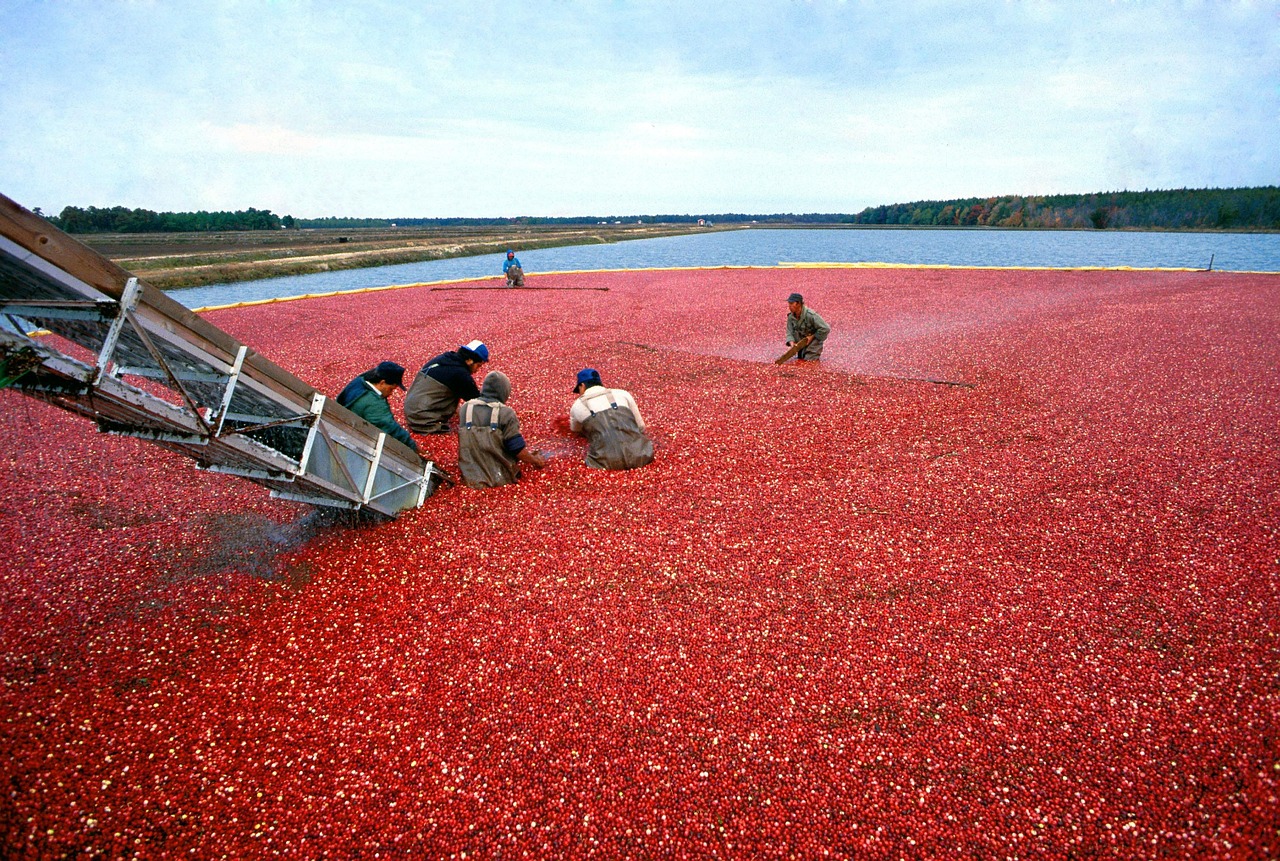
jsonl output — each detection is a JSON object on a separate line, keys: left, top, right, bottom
{"left": 0, "top": 193, "right": 441, "bottom": 518}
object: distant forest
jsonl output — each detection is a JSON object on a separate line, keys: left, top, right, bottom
{"left": 846, "top": 186, "right": 1280, "bottom": 230}
{"left": 43, "top": 206, "right": 294, "bottom": 233}
{"left": 42, "top": 186, "right": 1279, "bottom": 233}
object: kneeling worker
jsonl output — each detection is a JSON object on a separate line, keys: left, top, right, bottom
{"left": 405, "top": 340, "right": 489, "bottom": 434}
{"left": 457, "top": 371, "right": 546, "bottom": 488}
{"left": 569, "top": 368, "right": 654, "bottom": 470}
{"left": 503, "top": 250, "right": 524, "bottom": 287}
{"left": 336, "top": 361, "right": 419, "bottom": 452}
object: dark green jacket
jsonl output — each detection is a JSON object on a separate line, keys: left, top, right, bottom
{"left": 344, "top": 382, "right": 418, "bottom": 451}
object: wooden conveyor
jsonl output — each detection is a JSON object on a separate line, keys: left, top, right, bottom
{"left": 0, "top": 193, "right": 442, "bottom": 518}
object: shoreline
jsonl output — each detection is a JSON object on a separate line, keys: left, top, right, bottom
{"left": 77, "top": 221, "right": 1279, "bottom": 290}
{"left": 80, "top": 223, "right": 743, "bottom": 289}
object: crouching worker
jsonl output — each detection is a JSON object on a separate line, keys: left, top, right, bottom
{"left": 569, "top": 368, "right": 654, "bottom": 470}
{"left": 457, "top": 371, "right": 546, "bottom": 488}
{"left": 785, "top": 292, "right": 830, "bottom": 363}
{"left": 405, "top": 340, "right": 489, "bottom": 434}
{"left": 336, "top": 361, "right": 419, "bottom": 453}
{"left": 503, "top": 250, "right": 524, "bottom": 287}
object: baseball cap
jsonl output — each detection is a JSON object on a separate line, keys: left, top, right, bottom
{"left": 573, "top": 368, "right": 602, "bottom": 391}
{"left": 459, "top": 340, "right": 490, "bottom": 363}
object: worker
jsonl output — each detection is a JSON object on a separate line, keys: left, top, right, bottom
{"left": 457, "top": 371, "right": 546, "bottom": 488}
{"left": 335, "top": 361, "right": 418, "bottom": 452}
{"left": 785, "top": 292, "right": 831, "bottom": 362}
{"left": 503, "top": 249, "right": 524, "bottom": 287}
{"left": 569, "top": 368, "right": 654, "bottom": 470}
{"left": 404, "top": 340, "right": 490, "bottom": 434}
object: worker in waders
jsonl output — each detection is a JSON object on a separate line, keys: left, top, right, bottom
{"left": 568, "top": 368, "right": 654, "bottom": 470}
{"left": 785, "top": 292, "right": 830, "bottom": 362}
{"left": 456, "top": 371, "right": 546, "bottom": 488}
{"left": 404, "top": 340, "right": 489, "bottom": 434}
{"left": 335, "top": 361, "right": 420, "bottom": 453}
{"left": 503, "top": 250, "right": 524, "bottom": 287}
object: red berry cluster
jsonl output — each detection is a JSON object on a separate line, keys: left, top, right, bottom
{"left": 0, "top": 266, "right": 1276, "bottom": 858}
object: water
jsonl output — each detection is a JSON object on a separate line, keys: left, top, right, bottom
{"left": 176, "top": 227, "right": 1280, "bottom": 309}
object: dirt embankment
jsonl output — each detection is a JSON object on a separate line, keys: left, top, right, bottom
{"left": 81, "top": 223, "right": 734, "bottom": 289}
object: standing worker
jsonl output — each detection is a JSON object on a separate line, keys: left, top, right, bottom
{"left": 784, "top": 292, "right": 831, "bottom": 363}
{"left": 404, "top": 340, "right": 489, "bottom": 434}
{"left": 503, "top": 249, "right": 524, "bottom": 287}
{"left": 569, "top": 368, "right": 654, "bottom": 470}
{"left": 457, "top": 371, "right": 546, "bottom": 488}
{"left": 335, "top": 361, "right": 419, "bottom": 452}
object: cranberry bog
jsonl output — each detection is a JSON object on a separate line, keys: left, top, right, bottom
{"left": 2, "top": 265, "right": 1277, "bottom": 858}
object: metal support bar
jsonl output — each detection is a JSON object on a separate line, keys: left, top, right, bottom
{"left": 313, "top": 417, "right": 364, "bottom": 496}
{"left": 200, "top": 463, "right": 297, "bottom": 481}
{"left": 427, "top": 462, "right": 455, "bottom": 489}
{"left": 0, "top": 302, "right": 118, "bottom": 322}
{"left": 218, "top": 412, "right": 315, "bottom": 438}
{"left": 113, "top": 367, "right": 231, "bottom": 383}
{"left": 97, "top": 420, "right": 210, "bottom": 445}
{"left": 121, "top": 306, "right": 214, "bottom": 437}
{"left": 93, "top": 277, "right": 141, "bottom": 383}
{"left": 212, "top": 345, "right": 248, "bottom": 434}
{"left": 362, "top": 433, "right": 387, "bottom": 502}
{"left": 419, "top": 462, "right": 436, "bottom": 506}
{"left": 296, "top": 392, "right": 326, "bottom": 475}
{"left": 269, "top": 489, "right": 361, "bottom": 510}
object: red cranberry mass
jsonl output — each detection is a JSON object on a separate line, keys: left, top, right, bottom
{"left": 0, "top": 266, "right": 1276, "bottom": 858}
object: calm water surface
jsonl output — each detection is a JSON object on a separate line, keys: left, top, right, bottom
{"left": 177, "top": 228, "right": 1280, "bottom": 309}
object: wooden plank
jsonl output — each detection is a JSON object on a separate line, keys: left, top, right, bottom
{"left": 0, "top": 193, "right": 135, "bottom": 299}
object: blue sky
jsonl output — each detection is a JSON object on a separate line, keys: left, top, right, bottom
{"left": 2, "top": 1, "right": 1277, "bottom": 218}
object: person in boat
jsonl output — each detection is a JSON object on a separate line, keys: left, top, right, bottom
{"left": 404, "top": 340, "right": 489, "bottom": 434}
{"left": 457, "top": 371, "right": 546, "bottom": 488}
{"left": 785, "top": 292, "right": 830, "bottom": 362}
{"left": 503, "top": 249, "right": 525, "bottom": 287}
{"left": 568, "top": 368, "right": 654, "bottom": 470}
{"left": 335, "top": 361, "right": 418, "bottom": 452}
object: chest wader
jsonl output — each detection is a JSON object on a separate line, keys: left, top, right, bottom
{"left": 457, "top": 399, "right": 518, "bottom": 488}
{"left": 405, "top": 373, "right": 457, "bottom": 434}
{"left": 581, "top": 391, "right": 655, "bottom": 470}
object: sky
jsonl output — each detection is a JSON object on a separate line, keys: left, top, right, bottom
{"left": 2, "top": 1, "right": 1277, "bottom": 219}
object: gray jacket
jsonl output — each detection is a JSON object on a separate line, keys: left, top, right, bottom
{"left": 456, "top": 372, "right": 526, "bottom": 488}
{"left": 786, "top": 306, "right": 830, "bottom": 360}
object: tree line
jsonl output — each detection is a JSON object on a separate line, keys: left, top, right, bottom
{"left": 44, "top": 205, "right": 294, "bottom": 233}
{"left": 846, "top": 187, "right": 1280, "bottom": 230}
{"left": 40, "top": 186, "right": 1279, "bottom": 233}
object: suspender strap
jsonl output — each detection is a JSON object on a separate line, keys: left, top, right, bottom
{"left": 586, "top": 389, "right": 620, "bottom": 416}
{"left": 464, "top": 399, "right": 499, "bottom": 430}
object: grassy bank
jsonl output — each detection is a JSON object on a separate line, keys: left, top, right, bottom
{"left": 81, "top": 223, "right": 738, "bottom": 289}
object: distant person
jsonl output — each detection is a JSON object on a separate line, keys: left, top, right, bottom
{"left": 335, "top": 361, "right": 419, "bottom": 452}
{"left": 784, "top": 292, "right": 830, "bottom": 362}
{"left": 568, "top": 368, "right": 654, "bottom": 470}
{"left": 404, "top": 340, "right": 489, "bottom": 434}
{"left": 503, "top": 249, "right": 524, "bottom": 287}
{"left": 457, "top": 371, "right": 546, "bottom": 488}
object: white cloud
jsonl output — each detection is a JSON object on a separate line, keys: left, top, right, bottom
{"left": 2, "top": 1, "right": 1276, "bottom": 216}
